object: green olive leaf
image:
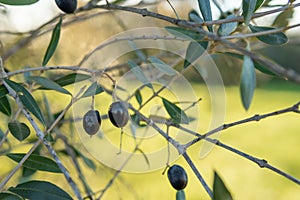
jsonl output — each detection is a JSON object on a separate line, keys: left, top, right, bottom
{"left": 8, "top": 121, "right": 30, "bottom": 142}
{"left": 134, "top": 89, "right": 143, "bottom": 106}
{"left": 249, "top": 24, "right": 288, "bottom": 45}
{"left": 188, "top": 10, "right": 203, "bottom": 24}
{"left": 30, "top": 76, "right": 71, "bottom": 95}
{"left": 54, "top": 73, "right": 91, "bottom": 87}
{"left": 184, "top": 41, "right": 208, "bottom": 68}
{"left": 165, "top": 26, "right": 204, "bottom": 41}
{"left": 0, "top": 0, "right": 38, "bottom": 5}
{"left": 4, "top": 79, "right": 45, "bottom": 124}
{"left": 7, "top": 153, "right": 62, "bottom": 173}
{"left": 162, "top": 98, "right": 189, "bottom": 124}
{"left": 0, "top": 95, "right": 11, "bottom": 116}
{"left": 242, "top": 0, "right": 257, "bottom": 25}
{"left": 148, "top": 56, "right": 177, "bottom": 76}
{"left": 240, "top": 55, "right": 256, "bottom": 110}
{"left": 42, "top": 17, "right": 62, "bottom": 66}
{"left": 81, "top": 82, "right": 104, "bottom": 98}
{"left": 128, "top": 60, "right": 152, "bottom": 89}
{"left": 8, "top": 180, "right": 72, "bottom": 200}
{"left": 217, "top": 15, "right": 238, "bottom": 36}
{"left": 0, "top": 192, "right": 23, "bottom": 200}
{"left": 197, "top": 0, "right": 213, "bottom": 32}
{"left": 213, "top": 171, "right": 233, "bottom": 200}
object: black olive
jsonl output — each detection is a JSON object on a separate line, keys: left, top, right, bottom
{"left": 83, "top": 110, "right": 101, "bottom": 135}
{"left": 167, "top": 164, "right": 188, "bottom": 190}
{"left": 108, "top": 101, "right": 129, "bottom": 128}
{"left": 55, "top": 0, "right": 77, "bottom": 14}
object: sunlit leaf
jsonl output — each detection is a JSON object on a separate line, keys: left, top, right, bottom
{"left": 240, "top": 55, "right": 256, "bottom": 110}
{"left": 30, "top": 76, "right": 71, "bottom": 95}
{"left": 184, "top": 41, "right": 208, "bottom": 68}
{"left": 0, "top": 95, "right": 11, "bottom": 116}
{"left": 162, "top": 98, "right": 189, "bottom": 124}
{"left": 0, "top": 192, "right": 23, "bottom": 200}
{"left": 134, "top": 89, "right": 142, "bottom": 106}
{"left": 7, "top": 153, "right": 62, "bottom": 173}
{"left": 176, "top": 190, "right": 186, "bottom": 200}
{"left": 242, "top": 0, "right": 257, "bottom": 25}
{"left": 4, "top": 79, "right": 45, "bottom": 124}
{"left": 54, "top": 73, "right": 91, "bottom": 87}
{"left": 217, "top": 15, "right": 238, "bottom": 36}
{"left": 8, "top": 121, "right": 30, "bottom": 142}
{"left": 249, "top": 24, "right": 288, "bottom": 45}
{"left": 81, "top": 82, "right": 104, "bottom": 98}
{"left": 213, "top": 171, "right": 233, "bottom": 200}
{"left": 223, "top": 52, "right": 276, "bottom": 76}
{"left": 42, "top": 17, "right": 62, "bottom": 66}
{"left": 128, "top": 60, "right": 152, "bottom": 88}
{"left": 197, "top": 0, "right": 213, "bottom": 32}
{"left": 148, "top": 56, "right": 177, "bottom": 76}
{"left": 0, "top": 0, "right": 38, "bottom": 5}
{"left": 272, "top": 8, "right": 294, "bottom": 27}
{"left": 165, "top": 26, "right": 204, "bottom": 41}
{"left": 9, "top": 180, "right": 72, "bottom": 200}
{"left": 188, "top": 10, "right": 203, "bottom": 24}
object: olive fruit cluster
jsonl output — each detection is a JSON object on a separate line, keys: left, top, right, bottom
{"left": 83, "top": 110, "right": 101, "bottom": 136}
{"left": 82, "top": 101, "right": 129, "bottom": 136}
{"left": 55, "top": 0, "right": 77, "bottom": 14}
{"left": 167, "top": 164, "right": 188, "bottom": 191}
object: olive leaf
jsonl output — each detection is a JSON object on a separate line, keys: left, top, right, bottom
{"left": 217, "top": 15, "right": 238, "bottom": 36}
{"left": 0, "top": 192, "right": 23, "bottom": 200}
{"left": 213, "top": 171, "right": 233, "bottom": 200}
{"left": 197, "top": 0, "right": 213, "bottom": 32}
{"left": 4, "top": 79, "right": 45, "bottom": 124}
{"left": 148, "top": 56, "right": 177, "bottom": 76}
{"left": 165, "top": 26, "right": 204, "bottom": 41}
{"left": 42, "top": 17, "right": 62, "bottom": 66}
{"left": 30, "top": 76, "right": 71, "bottom": 95}
{"left": 8, "top": 121, "right": 30, "bottom": 142}
{"left": 249, "top": 24, "right": 288, "bottom": 45}
{"left": 188, "top": 10, "right": 203, "bottom": 24}
{"left": 81, "top": 82, "right": 104, "bottom": 98}
{"left": 134, "top": 89, "right": 143, "bottom": 106}
{"left": 255, "top": 0, "right": 265, "bottom": 11}
{"left": 9, "top": 180, "right": 72, "bottom": 200}
{"left": 54, "top": 73, "right": 91, "bottom": 87}
{"left": 184, "top": 41, "right": 208, "bottom": 68}
{"left": 128, "top": 60, "right": 152, "bottom": 89}
{"left": 240, "top": 55, "right": 256, "bottom": 110}
{"left": 0, "top": 85, "right": 8, "bottom": 98}
{"left": 162, "top": 98, "right": 189, "bottom": 124}
{"left": 0, "top": 95, "right": 11, "bottom": 116}
{"left": 0, "top": 0, "right": 38, "bottom": 5}
{"left": 242, "top": 0, "right": 257, "bottom": 25}
{"left": 7, "top": 153, "right": 62, "bottom": 173}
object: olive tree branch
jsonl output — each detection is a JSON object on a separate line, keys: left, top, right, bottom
{"left": 0, "top": 81, "right": 87, "bottom": 199}
{"left": 88, "top": 3, "right": 300, "bottom": 84}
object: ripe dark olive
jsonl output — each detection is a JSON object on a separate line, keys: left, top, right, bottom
{"left": 167, "top": 164, "right": 188, "bottom": 190}
{"left": 55, "top": 0, "right": 77, "bottom": 14}
{"left": 108, "top": 101, "right": 129, "bottom": 128}
{"left": 83, "top": 110, "right": 101, "bottom": 135}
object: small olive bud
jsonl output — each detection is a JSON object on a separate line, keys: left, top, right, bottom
{"left": 167, "top": 164, "right": 188, "bottom": 190}
{"left": 55, "top": 0, "right": 77, "bottom": 14}
{"left": 83, "top": 110, "right": 101, "bottom": 135}
{"left": 108, "top": 101, "right": 129, "bottom": 128}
